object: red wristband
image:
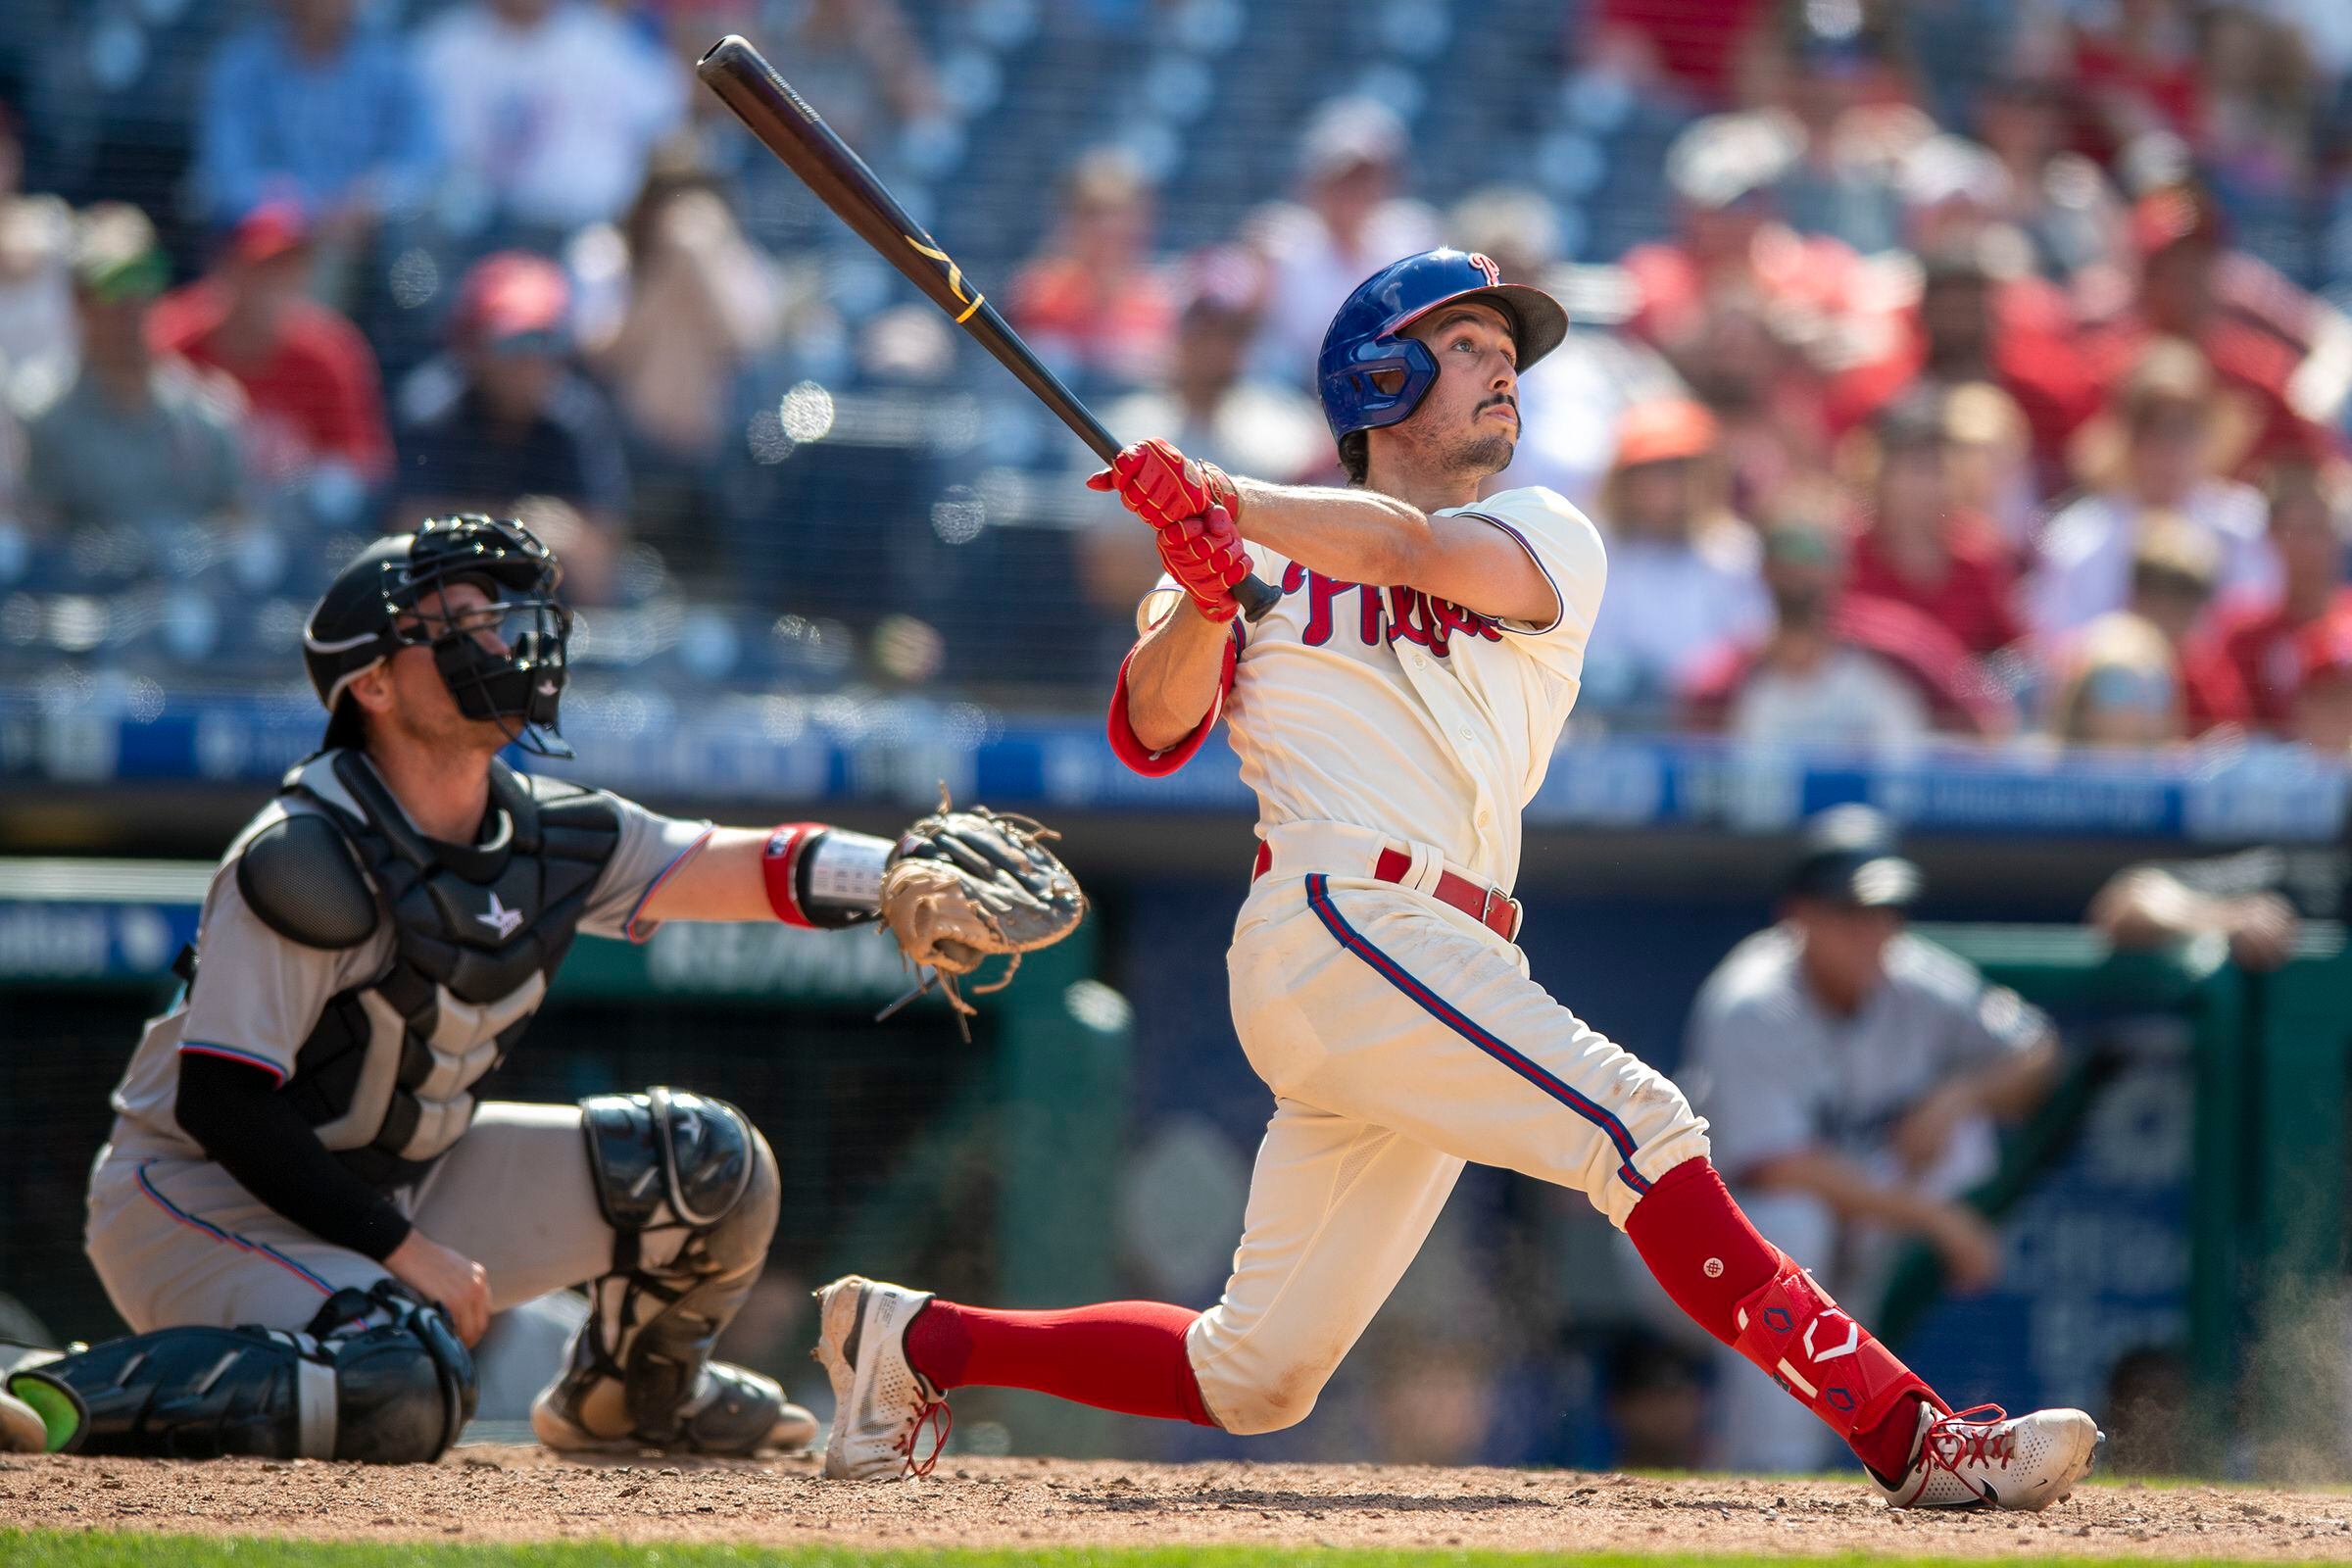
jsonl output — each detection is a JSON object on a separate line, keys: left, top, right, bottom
{"left": 761, "top": 822, "right": 827, "bottom": 927}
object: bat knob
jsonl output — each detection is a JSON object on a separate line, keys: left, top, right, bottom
{"left": 1233, "top": 571, "right": 1281, "bottom": 623}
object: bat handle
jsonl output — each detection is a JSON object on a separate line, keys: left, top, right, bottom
{"left": 1232, "top": 571, "right": 1280, "bottom": 622}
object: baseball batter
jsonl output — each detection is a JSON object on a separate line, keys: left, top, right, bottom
{"left": 813, "top": 250, "right": 2100, "bottom": 1508}
{"left": 0, "top": 514, "right": 1081, "bottom": 1463}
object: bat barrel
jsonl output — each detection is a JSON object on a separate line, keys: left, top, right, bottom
{"left": 700, "top": 35, "right": 1279, "bottom": 619}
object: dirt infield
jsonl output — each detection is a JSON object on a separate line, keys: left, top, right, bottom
{"left": 5, "top": 1446, "right": 2350, "bottom": 1558}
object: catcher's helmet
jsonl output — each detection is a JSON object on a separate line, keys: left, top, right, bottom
{"left": 303, "top": 514, "right": 573, "bottom": 758}
{"left": 1316, "top": 247, "right": 1569, "bottom": 446}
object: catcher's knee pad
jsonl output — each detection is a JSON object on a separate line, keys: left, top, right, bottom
{"left": 556, "top": 1087, "right": 780, "bottom": 1446}
{"left": 1731, "top": 1256, "right": 1936, "bottom": 1443}
{"left": 20, "top": 1281, "right": 474, "bottom": 1463}
{"left": 579, "top": 1087, "right": 779, "bottom": 1273}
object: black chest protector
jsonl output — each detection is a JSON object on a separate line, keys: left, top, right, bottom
{"left": 231, "top": 750, "right": 621, "bottom": 1189}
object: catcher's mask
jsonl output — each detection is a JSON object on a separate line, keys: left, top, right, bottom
{"left": 303, "top": 514, "right": 573, "bottom": 759}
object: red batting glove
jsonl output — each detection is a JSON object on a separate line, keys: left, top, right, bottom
{"left": 1157, "top": 504, "right": 1252, "bottom": 623}
{"left": 1087, "top": 438, "right": 1242, "bottom": 531}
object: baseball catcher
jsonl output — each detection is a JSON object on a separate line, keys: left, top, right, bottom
{"left": 0, "top": 514, "right": 1081, "bottom": 1463}
{"left": 808, "top": 251, "right": 2100, "bottom": 1509}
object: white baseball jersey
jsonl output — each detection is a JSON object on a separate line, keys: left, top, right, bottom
{"left": 1128, "top": 485, "right": 1715, "bottom": 1437}
{"left": 1210, "top": 485, "right": 1607, "bottom": 890}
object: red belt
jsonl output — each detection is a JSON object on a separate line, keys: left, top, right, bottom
{"left": 1251, "top": 841, "right": 1521, "bottom": 941}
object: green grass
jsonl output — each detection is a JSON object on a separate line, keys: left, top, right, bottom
{"left": 0, "top": 1536, "right": 2292, "bottom": 1568}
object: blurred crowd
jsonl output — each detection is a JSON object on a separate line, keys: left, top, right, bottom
{"left": 0, "top": 0, "right": 2350, "bottom": 748}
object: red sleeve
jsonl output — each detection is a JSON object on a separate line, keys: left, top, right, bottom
{"left": 2180, "top": 637, "right": 2254, "bottom": 733}
{"left": 1835, "top": 594, "right": 2015, "bottom": 736}
{"left": 1676, "top": 640, "right": 1754, "bottom": 732}
{"left": 310, "top": 313, "right": 393, "bottom": 482}
{"left": 1106, "top": 625, "right": 1240, "bottom": 777}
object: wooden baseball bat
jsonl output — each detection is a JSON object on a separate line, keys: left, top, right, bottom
{"left": 697, "top": 34, "right": 1280, "bottom": 623}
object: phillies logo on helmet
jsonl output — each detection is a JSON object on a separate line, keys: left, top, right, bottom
{"left": 1467, "top": 252, "right": 1502, "bottom": 286}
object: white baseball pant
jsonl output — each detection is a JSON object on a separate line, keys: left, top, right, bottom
{"left": 1185, "top": 823, "right": 1712, "bottom": 1435}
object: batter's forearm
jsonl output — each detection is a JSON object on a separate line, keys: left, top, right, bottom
{"left": 1125, "top": 596, "right": 1232, "bottom": 752}
{"left": 1230, "top": 478, "right": 1432, "bottom": 586}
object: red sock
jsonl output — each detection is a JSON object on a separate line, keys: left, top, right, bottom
{"left": 904, "top": 1298, "right": 1219, "bottom": 1428}
{"left": 1626, "top": 1156, "right": 1935, "bottom": 1481}
{"left": 1623, "top": 1156, "right": 1782, "bottom": 1345}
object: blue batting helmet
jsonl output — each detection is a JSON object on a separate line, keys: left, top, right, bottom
{"left": 1316, "top": 248, "right": 1569, "bottom": 445}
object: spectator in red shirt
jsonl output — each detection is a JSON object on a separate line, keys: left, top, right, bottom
{"left": 2068, "top": 0, "right": 2201, "bottom": 164}
{"left": 1826, "top": 234, "right": 2100, "bottom": 491}
{"left": 148, "top": 201, "right": 390, "bottom": 502}
{"left": 1683, "top": 514, "right": 2013, "bottom": 742}
{"left": 2216, "top": 460, "right": 2352, "bottom": 730}
{"left": 2083, "top": 187, "right": 2335, "bottom": 477}
{"left": 2287, "top": 614, "right": 2352, "bottom": 754}
{"left": 1008, "top": 148, "right": 1176, "bottom": 392}
{"left": 1844, "top": 392, "right": 2025, "bottom": 659}
{"left": 1590, "top": 0, "right": 1774, "bottom": 107}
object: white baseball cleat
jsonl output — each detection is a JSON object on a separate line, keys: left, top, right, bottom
{"left": 812, "top": 1275, "right": 949, "bottom": 1481}
{"left": 1877, "top": 1402, "right": 2102, "bottom": 1510}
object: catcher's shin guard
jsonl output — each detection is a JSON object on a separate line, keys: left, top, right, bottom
{"left": 8, "top": 1281, "right": 473, "bottom": 1462}
{"left": 536, "top": 1087, "right": 792, "bottom": 1454}
{"left": 1733, "top": 1256, "right": 1939, "bottom": 1447}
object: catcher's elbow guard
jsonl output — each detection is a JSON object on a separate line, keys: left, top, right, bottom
{"left": 763, "top": 824, "right": 889, "bottom": 928}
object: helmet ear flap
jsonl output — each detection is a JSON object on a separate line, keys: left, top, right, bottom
{"left": 1323, "top": 335, "right": 1439, "bottom": 436}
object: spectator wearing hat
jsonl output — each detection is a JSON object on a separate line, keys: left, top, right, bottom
{"left": 1243, "top": 97, "right": 1440, "bottom": 383}
{"left": 149, "top": 201, "right": 392, "bottom": 503}
{"left": 390, "top": 252, "right": 628, "bottom": 596}
{"left": 2029, "top": 337, "right": 2277, "bottom": 640}
{"left": 1077, "top": 250, "right": 1325, "bottom": 619}
{"left": 1580, "top": 398, "right": 1769, "bottom": 711}
{"left": 1682, "top": 514, "right": 2010, "bottom": 745}
{"left": 195, "top": 0, "right": 438, "bottom": 249}
{"left": 1009, "top": 149, "right": 1178, "bottom": 394}
{"left": 1683, "top": 804, "right": 2059, "bottom": 1471}
{"left": 2215, "top": 459, "right": 2352, "bottom": 731}
{"left": 18, "top": 206, "right": 247, "bottom": 539}
{"left": 1844, "top": 392, "right": 2026, "bottom": 659}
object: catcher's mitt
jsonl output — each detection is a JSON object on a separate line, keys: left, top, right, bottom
{"left": 877, "top": 790, "right": 1086, "bottom": 1033}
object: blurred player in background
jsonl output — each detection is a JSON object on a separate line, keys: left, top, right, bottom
{"left": 810, "top": 249, "right": 2102, "bottom": 1510}
{"left": 1685, "top": 806, "right": 2059, "bottom": 1471}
